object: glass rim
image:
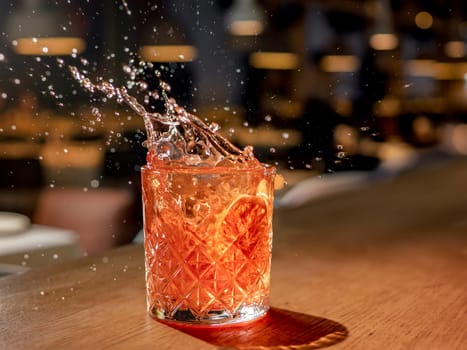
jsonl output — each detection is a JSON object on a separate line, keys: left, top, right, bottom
{"left": 141, "top": 162, "right": 276, "bottom": 175}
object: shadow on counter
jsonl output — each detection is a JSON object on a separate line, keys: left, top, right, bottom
{"left": 160, "top": 307, "right": 348, "bottom": 349}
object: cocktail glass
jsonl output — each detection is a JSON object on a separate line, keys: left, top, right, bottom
{"left": 142, "top": 163, "right": 276, "bottom": 324}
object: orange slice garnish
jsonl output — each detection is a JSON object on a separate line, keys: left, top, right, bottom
{"left": 219, "top": 195, "right": 270, "bottom": 258}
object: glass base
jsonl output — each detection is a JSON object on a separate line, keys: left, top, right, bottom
{"left": 149, "top": 304, "right": 269, "bottom": 325}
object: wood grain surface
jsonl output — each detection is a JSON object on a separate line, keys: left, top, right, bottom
{"left": 1, "top": 158, "right": 467, "bottom": 349}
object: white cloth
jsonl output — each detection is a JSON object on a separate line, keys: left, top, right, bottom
{"left": 0, "top": 224, "right": 79, "bottom": 256}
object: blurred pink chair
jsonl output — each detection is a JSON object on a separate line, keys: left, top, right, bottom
{"left": 34, "top": 187, "right": 140, "bottom": 255}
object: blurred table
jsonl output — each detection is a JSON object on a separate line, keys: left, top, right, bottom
{"left": 1, "top": 158, "right": 467, "bottom": 349}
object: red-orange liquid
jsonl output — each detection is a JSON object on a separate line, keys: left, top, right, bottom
{"left": 142, "top": 164, "right": 275, "bottom": 324}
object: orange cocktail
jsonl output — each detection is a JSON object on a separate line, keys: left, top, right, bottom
{"left": 142, "top": 162, "right": 275, "bottom": 324}
{"left": 68, "top": 58, "right": 278, "bottom": 324}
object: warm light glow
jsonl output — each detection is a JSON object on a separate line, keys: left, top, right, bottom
{"left": 13, "top": 37, "right": 86, "bottom": 56}
{"left": 444, "top": 41, "right": 466, "bottom": 58}
{"left": 415, "top": 11, "right": 433, "bottom": 29}
{"left": 139, "top": 45, "right": 198, "bottom": 62}
{"left": 373, "top": 96, "right": 401, "bottom": 118}
{"left": 334, "top": 124, "right": 358, "bottom": 154}
{"left": 451, "top": 124, "right": 467, "bottom": 155}
{"left": 229, "top": 20, "right": 263, "bottom": 36}
{"left": 404, "top": 60, "right": 467, "bottom": 80}
{"left": 319, "top": 55, "right": 360, "bottom": 73}
{"left": 225, "top": 0, "right": 265, "bottom": 37}
{"left": 435, "top": 62, "right": 467, "bottom": 80}
{"left": 249, "top": 52, "right": 299, "bottom": 70}
{"left": 435, "top": 63, "right": 452, "bottom": 79}
{"left": 404, "top": 59, "right": 436, "bottom": 77}
{"left": 369, "top": 33, "right": 398, "bottom": 50}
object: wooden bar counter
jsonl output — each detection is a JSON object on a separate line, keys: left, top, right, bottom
{"left": 1, "top": 158, "right": 467, "bottom": 349}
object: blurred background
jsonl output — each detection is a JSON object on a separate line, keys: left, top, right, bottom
{"left": 0, "top": 0, "right": 466, "bottom": 258}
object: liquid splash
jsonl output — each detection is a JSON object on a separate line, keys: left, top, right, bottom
{"left": 120, "top": 0, "right": 132, "bottom": 16}
{"left": 68, "top": 64, "right": 257, "bottom": 168}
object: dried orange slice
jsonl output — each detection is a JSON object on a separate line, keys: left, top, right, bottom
{"left": 219, "top": 195, "right": 270, "bottom": 258}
